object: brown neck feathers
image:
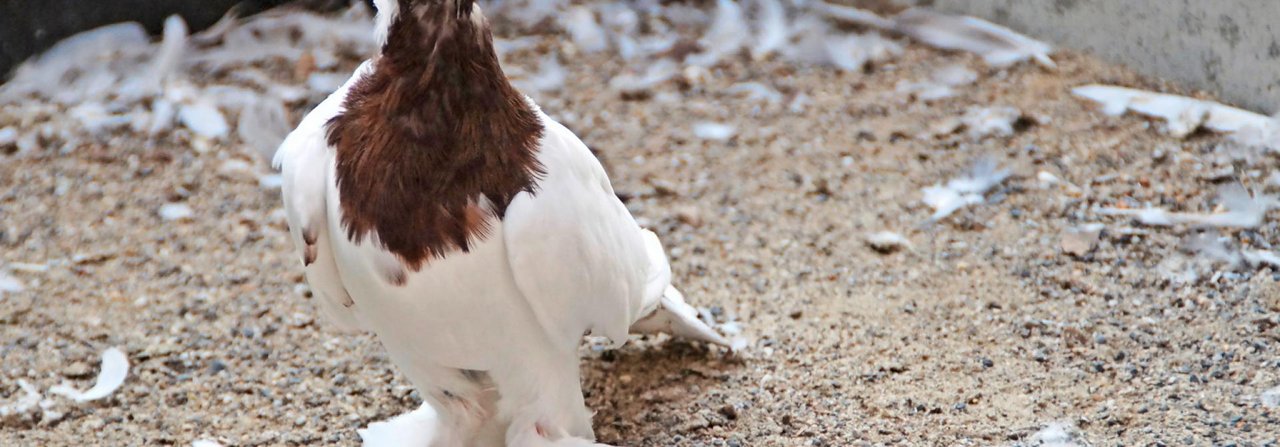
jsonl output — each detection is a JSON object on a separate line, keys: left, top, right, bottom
{"left": 326, "top": 0, "right": 544, "bottom": 271}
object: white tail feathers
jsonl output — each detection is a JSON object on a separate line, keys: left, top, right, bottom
{"left": 630, "top": 286, "right": 730, "bottom": 347}
{"left": 630, "top": 229, "right": 729, "bottom": 347}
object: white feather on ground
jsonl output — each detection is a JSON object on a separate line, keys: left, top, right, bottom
{"left": 693, "top": 122, "right": 737, "bottom": 141}
{"left": 1072, "top": 84, "right": 1277, "bottom": 146}
{"left": 0, "top": 269, "right": 24, "bottom": 297}
{"left": 1026, "top": 422, "right": 1083, "bottom": 447}
{"left": 922, "top": 157, "right": 1011, "bottom": 220}
{"left": 563, "top": 7, "right": 609, "bottom": 54}
{"left": 865, "top": 231, "right": 911, "bottom": 253}
{"left": 1097, "top": 184, "right": 1278, "bottom": 229}
{"left": 49, "top": 347, "right": 129, "bottom": 403}
{"left": 726, "top": 82, "right": 784, "bottom": 104}
{"left": 0, "top": 380, "right": 42, "bottom": 420}
{"left": 892, "top": 8, "right": 1055, "bottom": 68}
{"left": 686, "top": 0, "right": 749, "bottom": 67}
{"left": 751, "top": 0, "right": 789, "bottom": 60}
{"left": 237, "top": 98, "right": 292, "bottom": 161}
{"left": 608, "top": 59, "right": 679, "bottom": 94}
{"left": 960, "top": 106, "right": 1023, "bottom": 139}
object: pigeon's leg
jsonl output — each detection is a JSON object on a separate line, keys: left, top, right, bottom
{"left": 495, "top": 351, "right": 611, "bottom": 447}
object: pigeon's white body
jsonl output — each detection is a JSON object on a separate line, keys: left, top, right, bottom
{"left": 273, "top": 8, "right": 725, "bottom": 443}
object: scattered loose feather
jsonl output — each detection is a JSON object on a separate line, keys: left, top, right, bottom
{"left": 751, "top": 0, "right": 789, "bottom": 59}
{"left": 358, "top": 404, "right": 439, "bottom": 447}
{"left": 1072, "top": 85, "right": 1276, "bottom": 145}
{"left": 178, "top": 101, "right": 230, "bottom": 139}
{"left": 192, "top": 441, "right": 225, "bottom": 447}
{"left": 686, "top": 0, "right": 749, "bottom": 67}
{"left": 1098, "top": 185, "right": 1277, "bottom": 229}
{"left": 608, "top": 60, "right": 679, "bottom": 95}
{"left": 922, "top": 157, "right": 1011, "bottom": 220}
{"left": 0, "top": 270, "right": 25, "bottom": 297}
{"left": 237, "top": 98, "right": 292, "bottom": 161}
{"left": 865, "top": 231, "right": 910, "bottom": 253}
{"left": 1026, "top": 422, "right": 1084, "bottom": 447}
{"left": 564, "top": 7, "right": 609, "bottom": 54}
{"left": 693, "top": 122, "right": 737, "bottom": 141}
{"left": 959, "top": 106, "right": 1024, "bottom": 139}
{"left": 159, "top": 203, "right": 195, "bottom": 221}
{"left": 893, "top": 8, "right": 1055, "bottom": 68}
{"left": 49, "top": 347, "right": 129, "bottom": 403}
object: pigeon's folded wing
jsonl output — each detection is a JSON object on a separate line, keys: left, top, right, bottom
{"left": 502, "top": 111, "right": 656, "bottom": 349}
{"left": 273, "top": 61, "right": 372, "bottom": 331}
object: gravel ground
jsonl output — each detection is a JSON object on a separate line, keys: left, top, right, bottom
{"left": 4, "top": 9, "right": 1280, "bottom": 447}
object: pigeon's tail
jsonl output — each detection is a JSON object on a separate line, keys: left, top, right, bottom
{"left": 631, "top": 285, "right": 730, "bottom": 347}
{"left": 629, "top": 229, "right": 729, "bottom": 347}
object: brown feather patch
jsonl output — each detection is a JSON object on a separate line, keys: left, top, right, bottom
{"left": 327, "top": 0, "right": 543, "bottom": 271}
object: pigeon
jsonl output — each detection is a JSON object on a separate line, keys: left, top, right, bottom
{"left": 272, "top": 0, "right": 729, "bottom": 445}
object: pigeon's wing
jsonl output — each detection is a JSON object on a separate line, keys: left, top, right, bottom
{"left": 502, "top": 111, "right": 657, "bottom": 349}
{"left": 504, "top": 108, "right": 727, "bottom": 348}
{"left": 273, "top": 61, "right": 372, "bottom": 331}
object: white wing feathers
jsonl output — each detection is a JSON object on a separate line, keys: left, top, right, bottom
{"left": 504, "top": 111, "right": 728, "bottom": 349}
{"left": 274, "top": 62, "right": 372, "bottom": 331}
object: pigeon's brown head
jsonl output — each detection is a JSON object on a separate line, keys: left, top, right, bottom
{"left": 327, "top": 0, "right": 544, "bottom": 275}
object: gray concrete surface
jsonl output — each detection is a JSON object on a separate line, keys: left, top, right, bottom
{"left": 914, "top": 0, "right": 1280, "bottom": 114}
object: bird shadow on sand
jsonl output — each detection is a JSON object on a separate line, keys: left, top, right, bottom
{"left": 579, "top": 338, "right": 746, "bottom": 442}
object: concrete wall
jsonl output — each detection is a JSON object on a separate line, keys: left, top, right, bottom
{"left": 914, "top": 0, "right": 1280, "bottom": 114}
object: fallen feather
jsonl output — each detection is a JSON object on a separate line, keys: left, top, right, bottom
{"left": 609, "top": 59, "right": 679, "bottom": 95}
{"left": 895, "top": 80, "right": 955, "bottom": 101}
{"left": 159, "top": 203, "right": 195, "bottom": 221}
{"left": 751, "top": 0, "right": 788, "bottom": 59}
{"left": 192, "top": 441, "right": 225, "bottom": 447}
{"left": 811, "top": 2, "right": 895, "bottom": 30}
{"left": 238, "top": 98, "right": 292, "bottom": 161}
{"left": 359, "top": 404, "right": 439, "bottom": 447}
{"left": 960, "top": 106, "right": 1023, "bottom": 139}
{"left": 726, "top": 82, "right": 783, "bottom": 104}
{"left": 563, "top": 7, "right": 608, "bottom": 54}
{"left": 1242, "top": 249, "right": 1280, "bottom": 268}
{"left": 0, "top": 379, "right": 41, "bottom": 419}
{"left": 49, "top": 347, "right": 129, "bottom": 403}
{"left": 824, "top": 33, "right": 903, "bottom": 72}
{"left": 893, "top": 8, "right": 1055, "bottom": 68}
{"left": 1072, "top": 84, "right": 1276, "bottom": 145}
{"left": 178, "top": 101, "right": 230, "bottom": 139}
{"left": 922, "top": 157, "right": 1011, "bottom": 220}
{"left": 865, "top": 231, "right": 910, "bottom": 253}
{"left": 120, "top": 15, "right": 189, "bottom": 100}
{"left": 0, "top": 270, "right": 25, "bottom": 296}
{"left": 686, "top": 0, "right": 749, "bottom": 67}
{"left": 931, "top": 64, "right": 978, "bottom": 86}
{"left": 693, "top": 122, "right": 737, "bottom": 141}
{"left": 1098, "top": 184, "right": 1277, "bottom": 229}
{"left": 1028, "top": 422, "right": 1083, "bottom": 447}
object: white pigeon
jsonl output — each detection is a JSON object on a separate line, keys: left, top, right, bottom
{"left": 272, "top": 0, "right": 729, "bottom": 446}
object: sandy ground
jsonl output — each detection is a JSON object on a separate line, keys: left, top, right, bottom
{"left": 4, "top": 12, "right": 1280, "bottom": 447}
